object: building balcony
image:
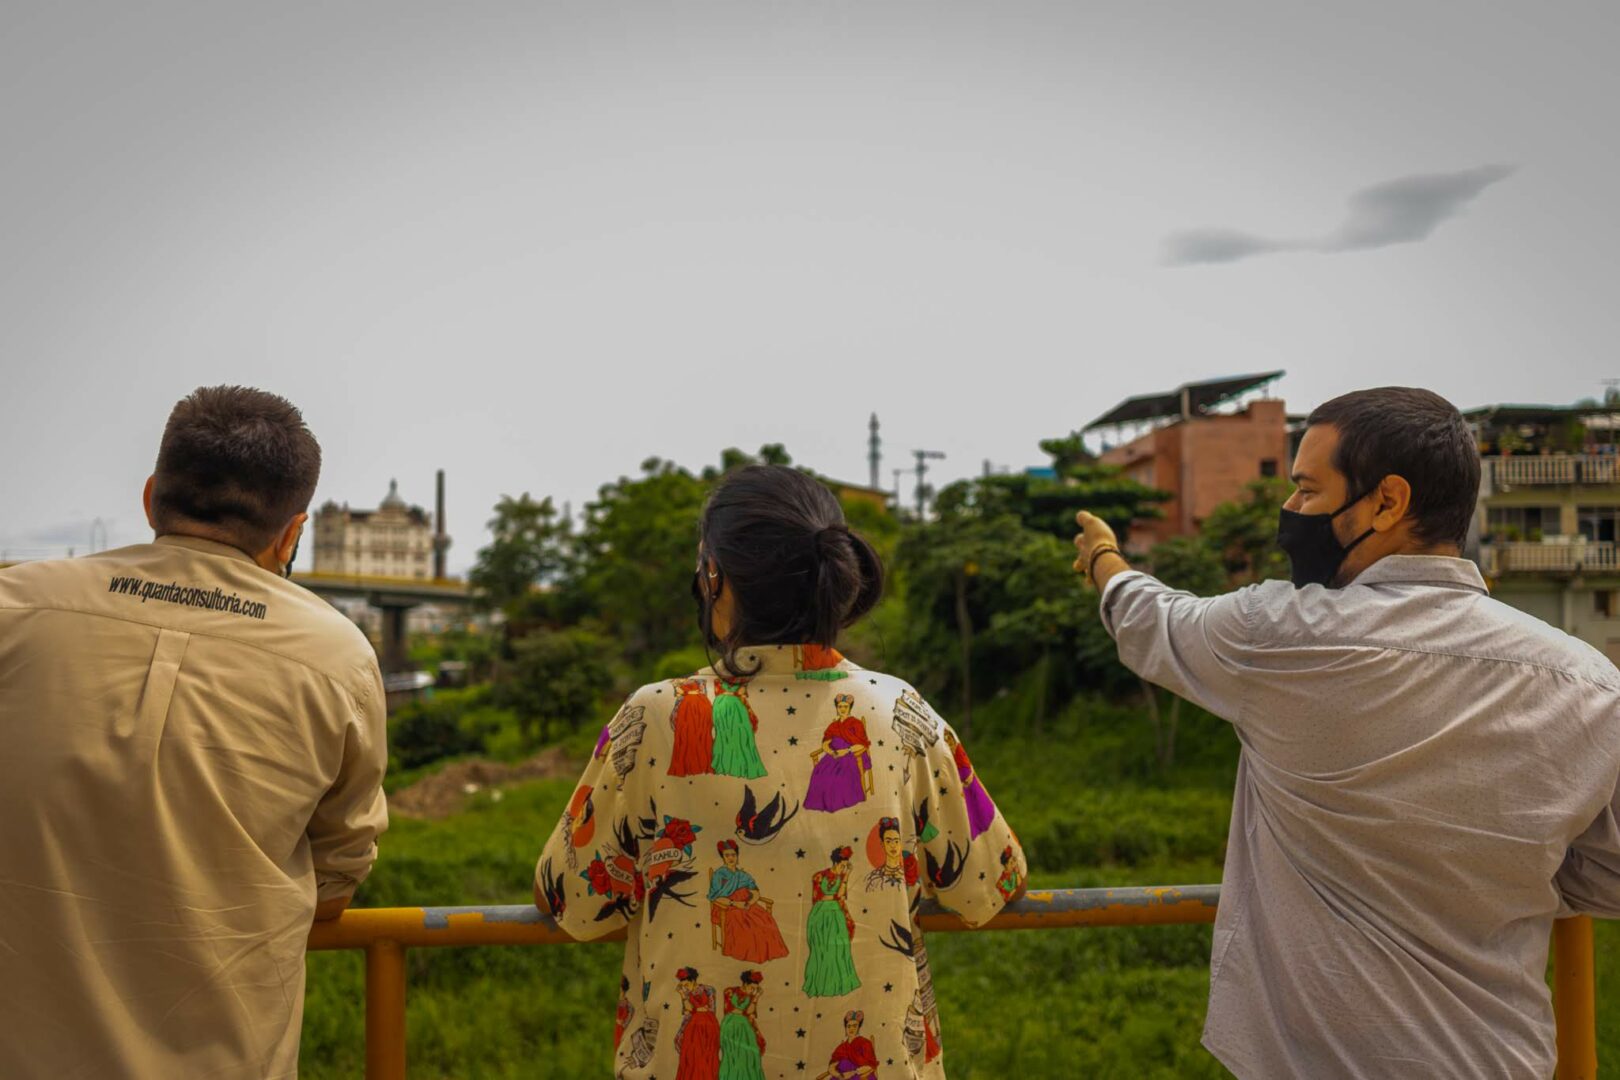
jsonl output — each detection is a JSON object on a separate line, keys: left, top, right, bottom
{"left": 1486, "top": 454, "right": 1620, "bottom": 488}
{"left": 1481, "top": 541, "right": 1618, "bottom": 575}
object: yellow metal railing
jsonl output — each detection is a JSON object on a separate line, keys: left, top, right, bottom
{"left": 307, "top": 888, "right": 1598, "bottom": 1080}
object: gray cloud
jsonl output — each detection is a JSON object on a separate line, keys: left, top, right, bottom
{"left": 1164, "top": 164, "right": 1516, "bottom": 266}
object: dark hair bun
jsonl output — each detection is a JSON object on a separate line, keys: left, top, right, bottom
{"left": 699, "top": 466, "right": 885, "bottom": 674}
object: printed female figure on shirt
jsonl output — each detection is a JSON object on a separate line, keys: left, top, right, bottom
{"left": 615, "top": 975, "right": 633, "bottom": 1051}
{"left": 711, "top": 679, "right": 767, "bottom": 779}
{"left": 707, "top": 839, "right": 789, "bottom": 963}
{"left": 864, "top": 816, "right": 919, "bottom": 893}
{"left": 802, "top": 846, "right": 861, "bottom": 997}
{"left": 718, "top": 970, "right": 767, "bottom": 1080}
{"left": 793, "top": 643, "right": 849, "bottom": 681}
{"left": 995, "top": 844, "right": 1023, "bottom": 902}
{"left": 816, "top": 1011, "right": 879, "bottom": 1079}
{"left": 674, "top": 967, "right": 721, "bottom": 1080}
{"left": 944, "top": 727, "right": 996, "bottom": 841}
{"left": 805, "top": 694, "right": 872, "bottom": 813}
{"left": 668, "top": 678, "right": 715, "bottom": 777}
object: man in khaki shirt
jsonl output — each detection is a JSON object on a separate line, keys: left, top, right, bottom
{"left": 0, "top": 386, "right": 387, "bottom": 1079}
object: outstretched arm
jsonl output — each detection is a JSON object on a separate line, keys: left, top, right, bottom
{"left": 1072, "top": 509, "right": 1252, "bottom": 723}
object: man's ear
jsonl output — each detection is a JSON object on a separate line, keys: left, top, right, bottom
{"left": 1372, "top": 475, "right": 1412, "bottom": 532}
{"left": 274, "top": 513, "right": 309, "bottom": 571}
{"left": 143, "top": 476, "right": 157, "bottom": 531}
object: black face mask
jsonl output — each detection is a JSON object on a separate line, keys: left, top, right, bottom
{"left": 1276, "top": 490, "right": 1375, "bottom": 588}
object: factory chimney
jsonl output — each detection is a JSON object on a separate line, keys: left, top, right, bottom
{"left": 432, "top": 469, "right": 451, "bottom": 579}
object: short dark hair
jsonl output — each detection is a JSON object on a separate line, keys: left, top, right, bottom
{"left": 1306, "top": 387, "right": 1479, "bottom": 547}
{"left": 698, "top": 465, "right": 884, "bottom": 675}
{"left": 151, "top": 386, "right": 321, "bottom": 551}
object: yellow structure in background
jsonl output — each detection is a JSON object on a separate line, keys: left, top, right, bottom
{"left": 307, "top": 886, "right": 1599, "bottom": 1080}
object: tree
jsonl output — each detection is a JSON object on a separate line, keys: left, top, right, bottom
{"left": 563, "top": 458, "right": 710, "bottom": 666}
{"left": 469, "top": 493, "right": 570, "bottom": 612}
{"left": 494, "top": 626, "right": 617, "bottom": 744}
{"left": 1200, "top": 478, "right": 1292, "bottom": 585}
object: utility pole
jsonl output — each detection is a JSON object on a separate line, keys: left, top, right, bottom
{"left": 891, "top": 468, "right": 903, "bottom": 511}
{"left": 913, "top": 449, "right": 946, "bottom": 519}
{"left": 868, "top": 413, "right": 882, "bottom": 490}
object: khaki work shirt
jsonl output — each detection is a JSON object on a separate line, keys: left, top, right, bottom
{"left": 0, "top": 536, "right": 388, "bottom": 1079}
{"left": 535, "top": 646, "right": 1025, "bottom": 1080}
{"left": 1102, "top": 556, "right": 1620, "bottom": 1080}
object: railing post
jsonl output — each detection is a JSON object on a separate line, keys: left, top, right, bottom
{"left": 1555, "top": 916, "right": 1597, "bottom": 1080}
{"left": 365, "top": 939, "right": 407, "bottom": 1080}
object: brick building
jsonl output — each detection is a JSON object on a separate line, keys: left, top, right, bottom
{"left": 1087, "top": 372, "right": 1291, "bottom": 551}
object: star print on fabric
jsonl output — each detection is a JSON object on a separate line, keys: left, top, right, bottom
{"left": 939, "top": 786, "right": 948, "bottom": 797}
{"left": 787, "top": 736, "right": 799, "bottom": 746}
{"left": 979, "top": 872, "right": 987, "bottom": 880}
{"left": 883, "top": 982, "right": 893, "bottom": 992}
{"left": 795, "top": 849, "right": 806, "bottom": 859}
{"left": 787, "top": 706, "right": 797, "bottom": 716}
{"left": 647, "top": 758, "right": 657, "bottom": 767}
{"left": 796, "top": 1028, "right": 806, "bottom": 1038}
{"left": 796, "top": 1063, "right": 805, "bottom": 1072}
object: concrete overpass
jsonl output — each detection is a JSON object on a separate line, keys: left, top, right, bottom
{"left": 291, "top": 572, "right": 475, "bottom": 673}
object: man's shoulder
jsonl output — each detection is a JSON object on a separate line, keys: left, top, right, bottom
{"left": 1, "top": 544, "right": 377, "bottom": 690}
{"left": 1470, "top": 594, "right": 1620, "bottom": 690}
{"left": 1236, "top": 569, "right": 1620, "bottom": 691}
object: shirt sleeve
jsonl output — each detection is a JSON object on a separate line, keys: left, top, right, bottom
{"left": 906, "top": 692, "right": 1025, "bottom": 929}
{"left": 1099, "top": 570, "right": 1252, "bottom": 724}
{"left": 535, "top": 691, "right": 650, "bottom": 941}
{"left": 1557, "top": 801, "right": 1620, "bottom": 918}
{"left": 308, "top": 659, "right": 389, "bottom": 903}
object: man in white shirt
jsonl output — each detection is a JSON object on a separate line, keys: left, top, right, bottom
{"left": 1074, "top": 386, "right": 1620, "bottom": 1079}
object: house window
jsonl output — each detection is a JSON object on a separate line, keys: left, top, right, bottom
{"left": 1486, "top": 505, "right": 1562, "bottom": 541}
{"left": 1596, "top": 591, "right": 1619, "bottom": 619}
{"left": 1259, "top": 459, "right": 1279, "bottom": 478}
{"left": 1577, "top": 506, "right": 1620, "bottom": 544}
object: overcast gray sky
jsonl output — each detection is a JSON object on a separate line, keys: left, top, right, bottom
{"left": 2, "top": 1, "right": 1613, "bottom": 571}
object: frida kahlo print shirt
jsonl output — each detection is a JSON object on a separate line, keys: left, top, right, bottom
{"left": 535, "top": 645, "right": 1025, "bottom": 1080}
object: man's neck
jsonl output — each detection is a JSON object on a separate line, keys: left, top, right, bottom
{"left": 156, "top": 528, "right": 277, "bottom": 573}
{"left": 1340, "top": 540, "right": 1463, "bottom": 585}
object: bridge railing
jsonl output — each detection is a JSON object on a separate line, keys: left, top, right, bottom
{"left": 306, "top": 887, "right": 1599, "bottom": 1080}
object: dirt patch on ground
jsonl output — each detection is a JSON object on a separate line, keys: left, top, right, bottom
{"left": 390, "top": 747, "right": 579, "bottom": 819}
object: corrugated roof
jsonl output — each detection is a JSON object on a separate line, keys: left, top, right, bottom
{"left": 1084, "top": 371, "right": 1284, "bottom": 431}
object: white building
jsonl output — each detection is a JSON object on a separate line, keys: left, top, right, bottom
{"left": 313, "top": 480, "right": 434, "bottom": 579}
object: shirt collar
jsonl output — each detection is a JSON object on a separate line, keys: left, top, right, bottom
{"left": 153, "top": 534, "right": 261, "bottom": 568}
{"left": 705, "top": 644, "right": 856, "bottom": 680}
{"left": 1347, "top": 554, "right": 1487, "bottom": 594}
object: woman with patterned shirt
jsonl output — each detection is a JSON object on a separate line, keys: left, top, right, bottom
{"left": 535, "top": 465, "right": 1026, "bottom": 1079}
